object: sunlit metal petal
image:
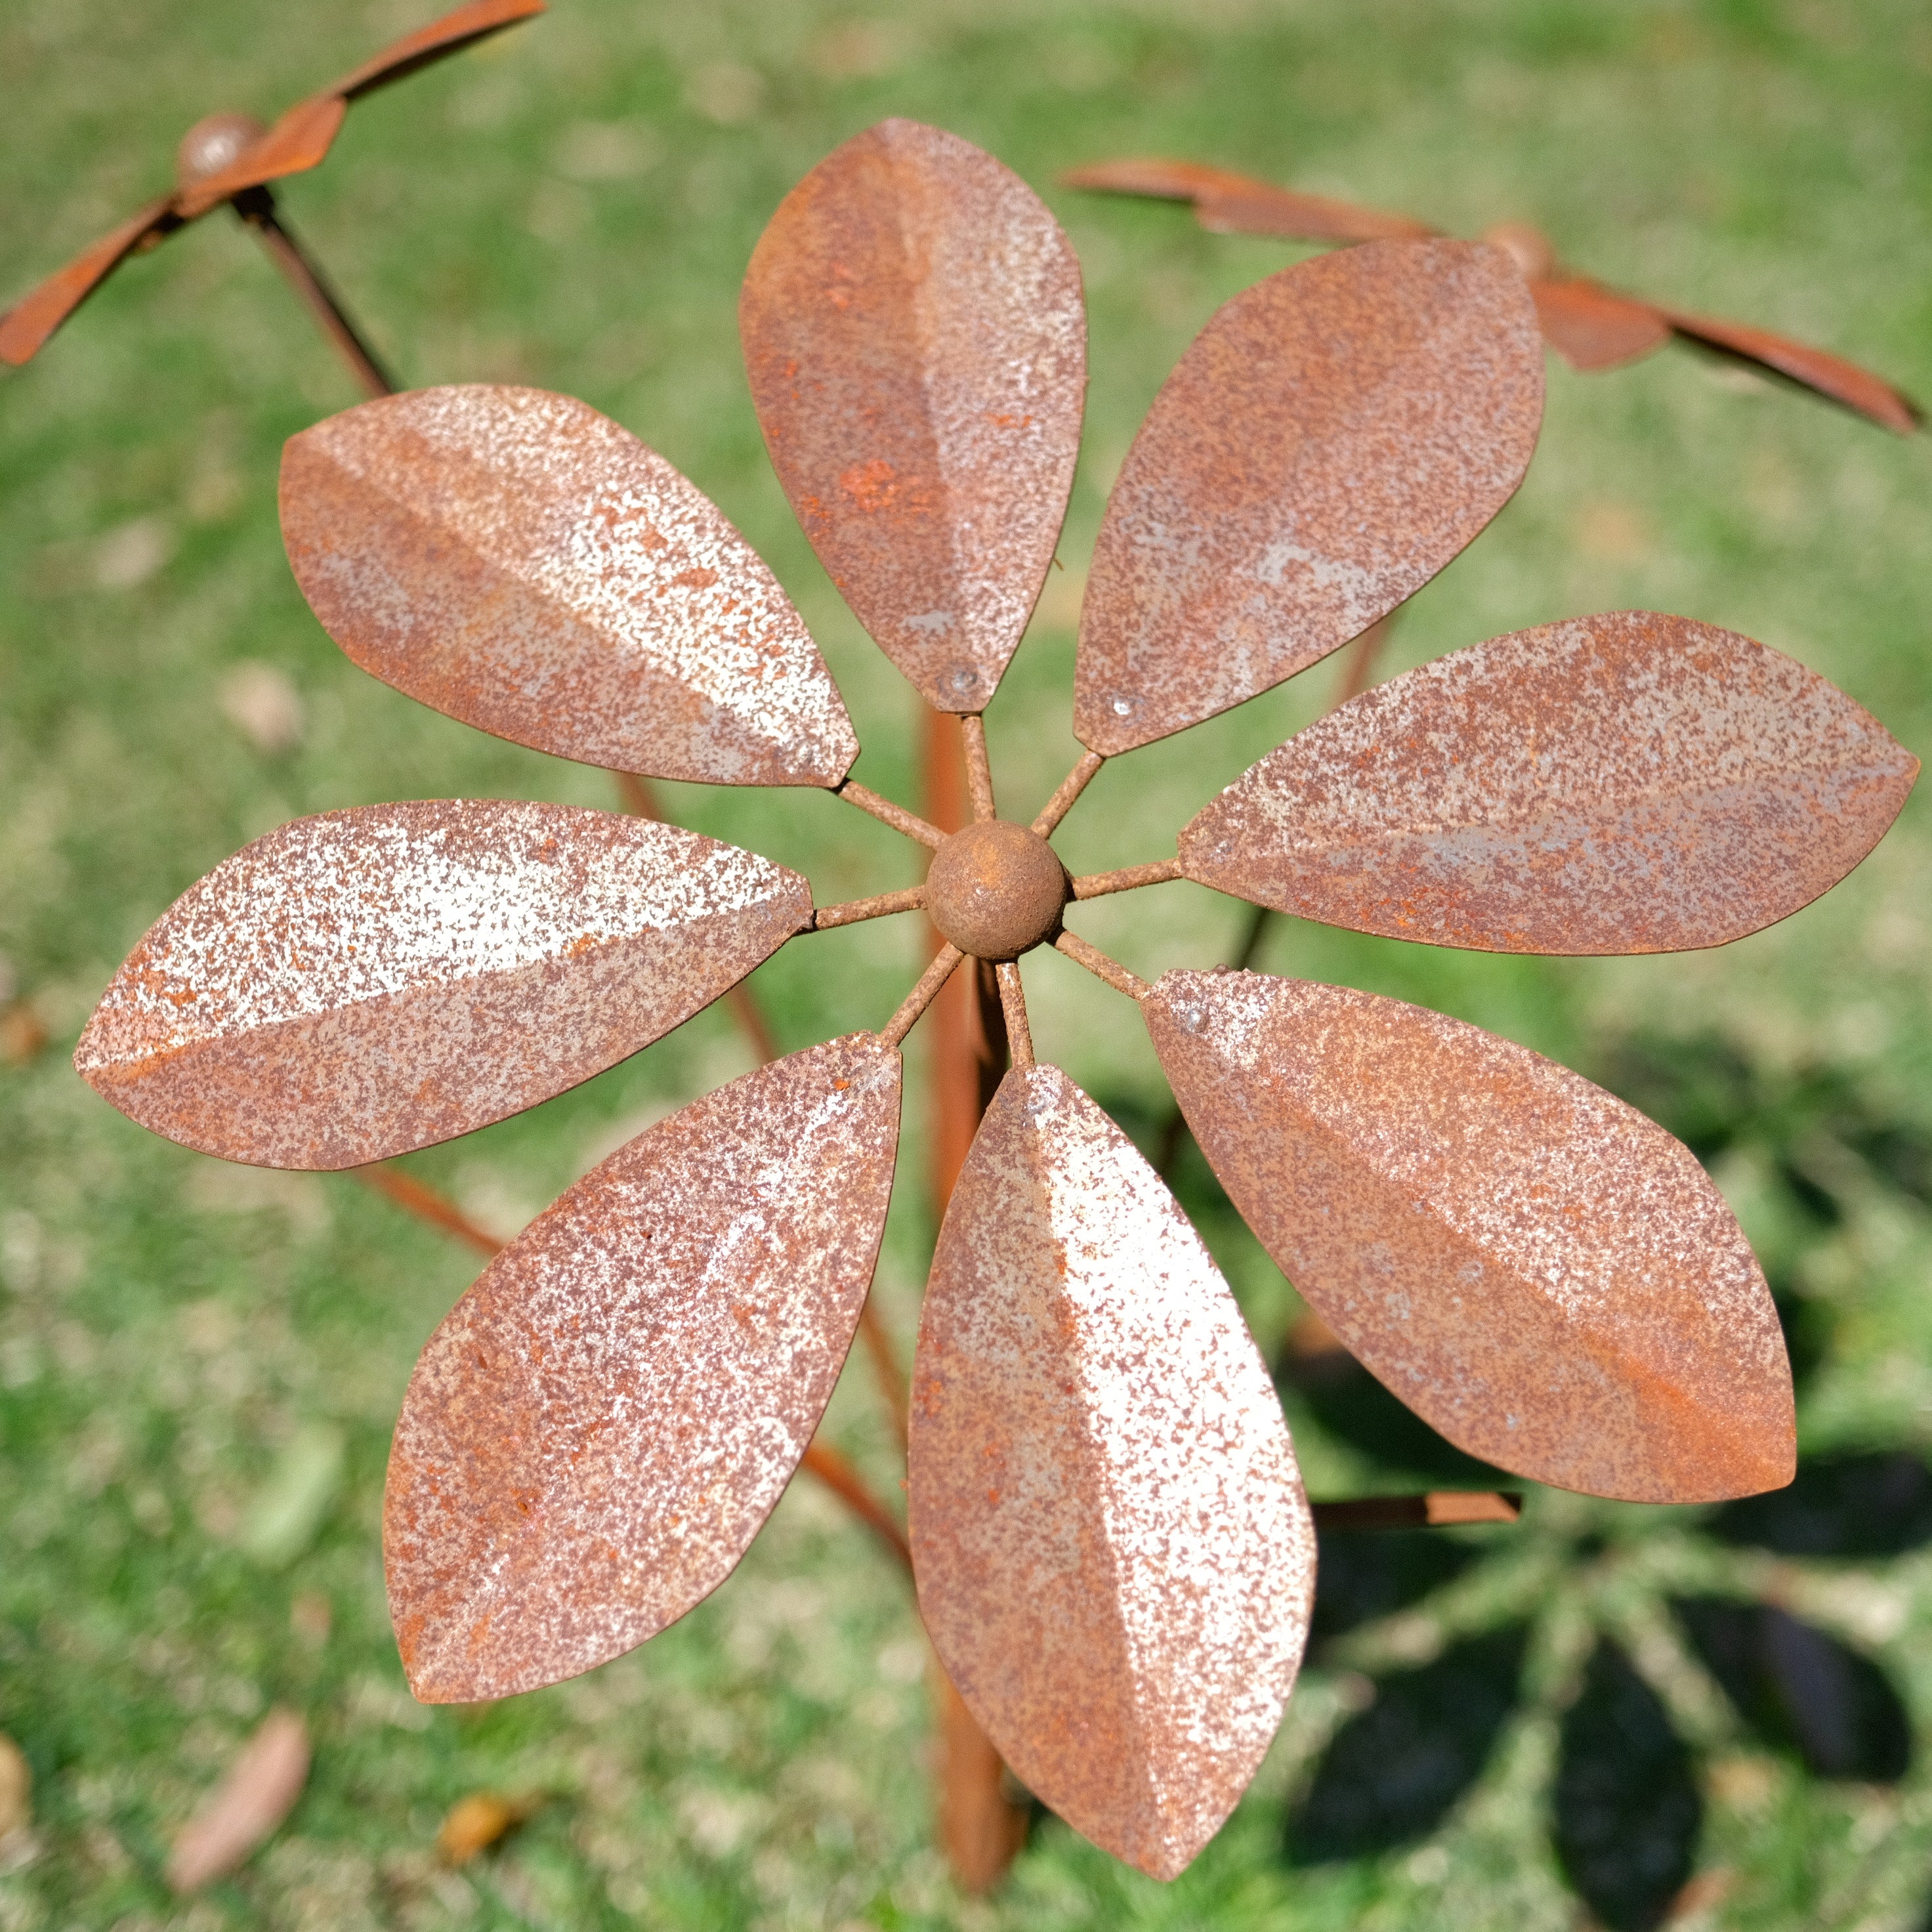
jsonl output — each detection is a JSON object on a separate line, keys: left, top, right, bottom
{"left": 1145, "top": 970, "right": 1796, "bottom": 1503}
{"left": 0, "top": 197, "right": 183, "bottom": 368}
{"left": 76, "top": 801, "right": 809, "bottom": 1167}
{"left": 1531, "top": 277, "right": 1671, "bottom": 371}
{"left": 387, "top": 1034, "right": 902, "bottom": 1702}
{"left": 282, "top": 386, "right": 859, "bottom": 787}
{"left": 1179, "top": 611, "right": 1918, "bottom": 955}
{"left": 1656, "top": 305, "right": 1920, "bottom": 436}
{"left": 910, "top": 1064, "right": 1312, "bottom": 1880}
{"left": 1074, "top": 239, "right": 1544, "bottom": 754}
{"left": 740, "top": 118, "right": 1086, "bottom": 715}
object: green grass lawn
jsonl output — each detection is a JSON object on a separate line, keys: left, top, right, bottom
{"left": 3, "top": 0, "right": 1930, "bottom": 1925}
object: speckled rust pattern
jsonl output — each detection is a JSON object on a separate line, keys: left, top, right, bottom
{"left": 386, "top": 1035, "right": 901, "bottom": 1702}
{"left": 924, "top": 820, "right": 1069, "bottom": 961}
{"left": 909, "top": 1065, "right": 1312, "bottom": 1880}
{"left": 282, "top": 386, "right": 858, "bottom": 788}
{"left": 77, "top": 801, "right": 809, "bottom": 1169}
{"left": 1072, "top": 239, "right": 1543, "bottom": 755}
{"left": 1180, "top": 612, "right": 1918, "bottom": 956}
{"left": 740, "top": 118, "right": 1086, "bottom": 715}
{"left": 1146, "top": 971, "right": 1796, "bottom": 1503}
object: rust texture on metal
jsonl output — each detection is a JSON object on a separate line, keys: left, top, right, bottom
{"left": 1146, "top": 970, "right": 1797, "bottom": 1503}
{"left": 1068, "top": 163, "right": 1920, "bottom": 433}
{"left": 76, "top": 802, "right": 809, "bottom": 1169}
{"left": 924, "top": 820, "right": 1070, "bottom": 962}
{"left": 838, "top": 779, "right": 948, "bottom": 848}
{"left": 1311, "top": 1492, "right": 1522, "bottom": 1532}
{"left": 741, "top": 119, "right": 1087, "bottom": 715}
{"left": 909, "top": 1064, "right": 1314, "bottom": 1880}
{"left": 1073, "top": 240, "right": 1545, "bottom": 755}
{"left": 812, "top": 885, "right": 927, "bottom": 930}
{"left": 1053, "top": 929, "right": 1150, "bottom": 1001}
{"left": 1071, "top": 858, "right": 1182, "bottom": 901}
{"left": 878, "top": 944, "right": 965, "bottom": 1051}
{"left": 1031, "top": 748, "right": 1106, "bottom": 837}
{"left": 387, "top": 1036, "right": 902, "bottom": 1702}
{"left": 283, "top": 387, "right": 859, "bottom": 788}
{"left": 1, "top": 1, "right": 543, "bottom": 367}
{"left": 1181, "top": 610, "right": 1919, "bottom": 956}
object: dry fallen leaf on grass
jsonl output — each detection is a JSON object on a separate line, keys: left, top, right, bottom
{"left": 166, "top": 1706, "right": 309, "bottom": 1893}
{"left": 0, "top": 1001, "right": 49, "bottom": 1066}
{"left": 436, "top": 1791, "right": 538, "bottom": 1865}
{"left": 0, "top": 1732, "right": 31, "bottom": 1839}
{"left": 217, "top": 660, "right": 306, "bottom": 755}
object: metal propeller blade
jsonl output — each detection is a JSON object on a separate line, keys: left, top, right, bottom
{"left": 1145, "top": 970, "right": 1796, "bottom": 1504}
{"left": 0, "top": 197, "right": 182, "bottom": 367}
{"left": 1528, "top": 277, "right": 1673, "bottom": 370}
{"left": 75, "top": 801, "right": 809, "bottom": 1168}
{"left": 175, "top": 0, "right": 545, "bottom": 218}
{"left": 387, "top": 1034, "right": 902, "bottom": 1703}
{"left": 1062, "top": 156, "right": 1435, "bottom": 243}
{"left": 1179, "top": 610, "right": 1919, "bottom": 956}
{"left": 910, "top": 1064, "right": 1313, "bottom": 1880}
{"left": 281, "top": 386, "right": 860, "bottom": 787}
{"left": 741, "top": 117, "right": 1086, "bottom": 715}
{"left": 1073, "top": 238, "right": 1544, "bottom": 755}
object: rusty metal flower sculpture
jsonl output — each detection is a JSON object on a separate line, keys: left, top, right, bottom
{"left": 74, "top": 120, "right": 1918, "bottom": 1881}
{"left": 0, "top": 0, "right": 545, "bottom": 397}
{"left": 1062, "top": 157, "right": 1920, "bottom": 434}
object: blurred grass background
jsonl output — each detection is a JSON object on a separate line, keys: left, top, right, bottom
{"left": 1, "top": 0, "right": 1929, "bottom": 1925}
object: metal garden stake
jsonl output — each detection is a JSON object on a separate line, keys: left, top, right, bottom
{"left": 75, "top": 121, "right": 1918, "bottom": 1886}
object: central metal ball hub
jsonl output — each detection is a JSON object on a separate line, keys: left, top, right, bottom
{"left": 925, "top": 820, "right": 1069, "bottom": 962}
{"left": 176, "top": 113, "right": 268, "bottom": 192}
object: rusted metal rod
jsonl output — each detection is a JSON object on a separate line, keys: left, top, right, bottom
{"left": 1032, "top": 749, "right": 1106, "bottom": 837}
{"left": 879, "top": 944, "right": 965, "bottom": 1049}
{"left": 995, "top": 961, "right": 1034, "bottom": 1067}
{"left": 799, "top": 1438, "right": 912, "bottom": 1570}
{"left": 233, "top": 187, "right": 394, "bottom": 400}
{"left": 837, "top": 778, "right": 948, "bottom": 849}
{"left": 961, "top": 714, "right": 997, "bottom": 822}
{"left": 1310, "top": 1492, "right": 1522, "bottom": 1532}
{"left": 354, "top": 1162, "right": 501, "bottom": 1255}
{"left": 1072, "top": 858, "right": 1182, "bottom": 900}
{"left": 811, "top": 885, "right": 926, "bottom": 929}
{"left": 1054, "top": 929, "right": 1150, "bottom": 1001}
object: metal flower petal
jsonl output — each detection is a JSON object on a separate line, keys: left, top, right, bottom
{"left": 282, "top": 385, "right": 860, "bottom": 787}
{"left": 1073, "top": 238, "right": 1544, "bottom": 753}
{"left": 909, "top": 1063, "right": 1313, "bottom": 1880}
{"left": 76, "top": 801, "right": 810, "bottom": 1168}
{"left": 1146, "top": 970, "right": 1795, "bottom": 1503}
{"left": 1179, "top": 611, "right": 1919, "bottom": 956}
{"left": 1530, "top": 278, "right": 1671, "bottom": 371}
{"left": 740, "top": 117, "right": 1086, "bottom": 715}
{"left": 387, "top": 1034, "right": 902, "bottom": 1702}
{"left": 1060, "top": 157, "right": 1433, "bottom": 243}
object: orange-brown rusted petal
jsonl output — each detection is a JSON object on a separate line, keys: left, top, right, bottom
{"left": 0, "top": 196, "right": 182, "bottom": 367}
{"left": 1179, "top": 611, "right": 1918, "bottom": 956}
{"left": 910, "top": 1064, "right": 1313, "bottom": 1880}
{"left": 327, "top": 0, "right": 546, "bottom": 102}
{"left": 1061, "top": 157, "right": 1433, "bottom": 243}
{"left": 1074, "top": 240, "right": 1543, "bottom": 755}
{"left": 282, "top": 387, "right": 859, "bottom": 787}
{"left": 386, "top": 1034, "right": 901, "bottom": 1702}
{"left": 1656, "top": 306, "right": 1920, "bottom": 435}
{"left": 741, "top": 119, "right": 1086, "bottom": 714}
{"left": 175, "top": 96, "right": 348, "bottom": 219}
{"left": 1531, "top": 278, "right": 1671, "bottom": 371}
{"left": 1146, "top": 971, "right": 1796, "bottom": 1503}
{"left": 75, "top": 801, "right": 809, "bottom": 1169}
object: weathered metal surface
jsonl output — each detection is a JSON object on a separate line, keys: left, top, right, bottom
{"left": 329, "top": 0, "right": 547, "bottom": 100}
{"left": 1180, "top": 610, "right": 1919, "bottom": 956}
{"left": 923, "top": 821, "right": 1069, "bottom": 961}
{"left": 386, "top": 1034, "right": 902, "bottom": 1702}
{"left": 0, "top": 197, "right": 181, "bottom": 367}
{"left": 1145, "top": 969, "right": 1796, "bottom": 1502}
{"left": 282, "top": 386, "right": 859, "bottom": 787}
{"left": 909, "top": 1064, "right": 1313, "bottom": 1880}
{"left": 1062, "top": 158, "right": 1433, "bottom": 243}
{"left": 741, "top": 118, "right": 1086, "bottom": 714}
{"left": 76, "top": 801, "right": 809, "bottom": 1168}
{"left": 1531, "top": 278, "right": 1672, "bottom": 371}
{"left": 1073, "top": 240, "right": 1544, "bottom": 754}
{"left": 1658, "top": 306, "right": 1920, "bottom": 436}
{"left": 175, "top": 114, "right": 270, "bottom": 192}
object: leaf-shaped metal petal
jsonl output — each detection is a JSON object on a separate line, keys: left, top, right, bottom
{"left": 328, "top": 0, "right": 546, "bottom": 102}
{"left": 1145, "top": 970, "right": 1796, "bottom": 1503}
{"left": 1179, "top": 611, "right": 1918, "bottom": 955}
{"left": 0, "top": 197, "right": 183, "bottom": 368}
{"left": 1531, "top": 277, "right": 1671, "bottom": 371}
{"left": 76, "top": 801, "right": 808, "bottom": 1168}
{"left": 1061, "top": 157, "right": 1434, "bottom": 243}
{"left": 386, "top": 1034, "right": 901, "bottom": 1702}
{"left": 1656, "top": 305, "right": 1920, "bottom": 436}
{"left": 740, "top": 118, "right": 1086, "bottom": 714}
{"left": 909, "top": 1064, "right": 1312, "bottom": 1880}
{"left": 1074, "top": 240, "right": 1543, "bottom": 754}
{"left": 282, "top": 386, "right": 858, "bottom": 787}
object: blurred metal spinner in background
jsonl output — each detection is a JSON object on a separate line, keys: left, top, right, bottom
{"left": 75, "top": 120, "right": 1918, "bottom": 1884}
{"left": 0, "top": 0, "right": 545, "bottom": 396}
